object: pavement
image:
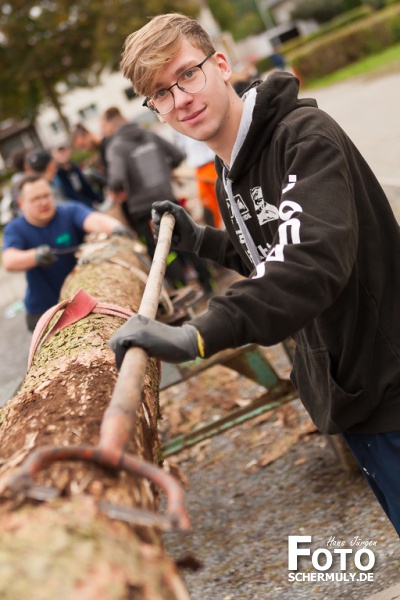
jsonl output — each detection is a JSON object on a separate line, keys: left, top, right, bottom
{"left": 0, "top": 68, "right": 400, "bottom": 597}
{"left": 0, "top": 268, "right": 30, "bottom": 406}
{"left": 301, "top": 69, "right": 400, "bottom": 190}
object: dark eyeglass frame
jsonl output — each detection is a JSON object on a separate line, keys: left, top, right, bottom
{"left": 143, "top": 52, "right": 215, "bottom": 115}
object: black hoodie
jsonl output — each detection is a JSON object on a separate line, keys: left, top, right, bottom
{"left": 191, "top": 71, "right": 400, "bottom": 435}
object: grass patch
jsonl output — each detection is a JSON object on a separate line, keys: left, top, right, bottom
{"left": 305, "top": 42, "right": 400, "bottom": 89}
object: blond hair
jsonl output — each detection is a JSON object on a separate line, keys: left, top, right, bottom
{"left": 120, "top": 13, "right": 215, "bottom": 97}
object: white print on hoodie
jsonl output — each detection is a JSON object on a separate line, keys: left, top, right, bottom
{"left": 250, "top": 186, "right": 279, "bottom": 225}
{"left": 253, "top": 174, "right": 302, "bottom": 279}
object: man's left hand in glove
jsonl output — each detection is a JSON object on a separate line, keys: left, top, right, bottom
{"left": 109, "top": 315, "right": 205, "bottom": 369}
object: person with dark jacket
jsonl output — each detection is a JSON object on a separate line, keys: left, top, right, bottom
{"left": 70, "top": 123, "right": 109, "bottom": 198}
{"left": 100, "top": 106, "right": 184, "bottom": 246}
{"left": 100, "top": 106, "right": 214, "bottom": 292}
{"left": 52, "top": 142, "right": 103, "bottom": 208}
{"left": 109, "top": 14, "right": 400, "bottom": 536}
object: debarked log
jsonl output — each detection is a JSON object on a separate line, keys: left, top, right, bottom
{"left": 0, "top": 236, "right": 190, "bottom": 600}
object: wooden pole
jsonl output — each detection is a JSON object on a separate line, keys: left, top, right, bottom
{"left": 100, "top": 214, "right": 175, "bottom": 452}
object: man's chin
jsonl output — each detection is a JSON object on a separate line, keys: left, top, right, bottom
{"left": 38, "top": 210, "right": 55, "bottom": 223}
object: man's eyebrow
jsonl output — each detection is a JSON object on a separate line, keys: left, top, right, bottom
{"left": 174, "top": 59, "right": 199, "bottom": 76}
{"left": 155, "top": 58, "right": 203, "bottom": 90}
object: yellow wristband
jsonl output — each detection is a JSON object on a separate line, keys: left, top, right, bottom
{"left": 197, "top": 330, "right": 205, "bottom": 358}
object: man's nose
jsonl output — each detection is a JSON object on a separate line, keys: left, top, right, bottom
{"left": 173, "top": 86, "right": 194, "bottom": 109}
{"left": 37, "top": 195, "right": 52, "bottom": 204}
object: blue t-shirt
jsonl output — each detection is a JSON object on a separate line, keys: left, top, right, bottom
{"left": 2, "top": 203, "right": 92, "bottom": 314}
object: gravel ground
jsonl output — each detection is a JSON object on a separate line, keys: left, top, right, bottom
{"left": 3, "top": 268, "right": 399, "bottom": 600}
{"left": 159, "top": 359, "right": 400, "bottom": 600}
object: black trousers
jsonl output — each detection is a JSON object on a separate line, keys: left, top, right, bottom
{"left": 125, "top": 208, "right": 188, "bottom": 289}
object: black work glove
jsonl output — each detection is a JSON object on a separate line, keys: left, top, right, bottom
{"left": 152, "top": 200, "right": 205, "bottom": 254}
{"left": 35, "top": 245, "right": 57, "bottom": 267}
{"left": 111, "top": 224, "right": 134, "bottom": 239}
{"left": 109, "top": 315, "right": 205, "bottom": 369}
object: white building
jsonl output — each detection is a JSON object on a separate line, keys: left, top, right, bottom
{"left": 35, "top": 69, "right": 158, "bottom": 149}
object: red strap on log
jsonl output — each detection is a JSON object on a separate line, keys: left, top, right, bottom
{"left": 28, "top": 288, "right": 134, "bottom": 369}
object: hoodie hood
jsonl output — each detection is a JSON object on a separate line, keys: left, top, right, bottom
{"left": 222, "top": 71, "right": 318, "bottom": 181}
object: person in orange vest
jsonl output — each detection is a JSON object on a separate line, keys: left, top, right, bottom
{"left": 174, "top": 133, "right": 222, "bottom": 229}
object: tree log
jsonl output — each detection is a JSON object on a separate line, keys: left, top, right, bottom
{"left": 0, "top": 236, "right": 190, "bottom": 600}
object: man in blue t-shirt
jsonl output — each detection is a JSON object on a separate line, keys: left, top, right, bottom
{"left": 2, "top": 174, "right": 131, "bottom": 331}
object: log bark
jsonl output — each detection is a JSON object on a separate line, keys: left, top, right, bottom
{"left": 0, "top": 236, "right": 190, "bottom": 600}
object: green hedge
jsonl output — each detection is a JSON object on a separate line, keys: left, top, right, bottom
{"left": 288, "top": 4, "right": 400, "bottom": 83}
{"left": 281, "top": 5, "right": 374, "bottom": 55}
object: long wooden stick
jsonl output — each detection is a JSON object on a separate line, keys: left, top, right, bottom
{"left": 100, "top": 213, "right": 175, "bottom": 451}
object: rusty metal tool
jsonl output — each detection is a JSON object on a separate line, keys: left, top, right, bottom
{"left": 6, "top": 213, "right": 190, "bottom": 530}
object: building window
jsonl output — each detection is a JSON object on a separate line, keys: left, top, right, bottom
{"left": 124, "top": 87, "right": 137, "bottom": 100}
{"left": 77, "top": 104, "right": 97, "bottom": 120}
{"left": 50, "top": 121, "right": 63, "bottom": 133}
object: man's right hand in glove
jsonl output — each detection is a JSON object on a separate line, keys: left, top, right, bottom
{"left": 35, "top": 245, "right": 57, "bottom": 267}
{"left": 152, "top": 200, "right": 205, "bottom": 254}
{"left": 109, "top": 315, "right": 205, "bottom": 369}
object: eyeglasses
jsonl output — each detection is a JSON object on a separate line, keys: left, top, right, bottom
{"left": 143, "top": 52, "right": 215, "bottom": 115}
{"left": 25, "top": 192, "right": 53, "bottom": 205}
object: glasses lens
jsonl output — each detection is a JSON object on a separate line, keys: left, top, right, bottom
{"left": 147, "top": 61, "right": 208, "bottom": 115}
{"left": 149, "top": 90, "right": 174, "bottom": 115}
{"left": 177, "top": 66, "right": 206, "bottom": 94}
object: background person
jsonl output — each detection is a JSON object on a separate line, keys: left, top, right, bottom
{"left": 26, "top": 148, "right": 67, "bottom": 205}
{"left": 109, "top": 13, "right": 400, "bottom": 537}
{"left": 10, "top": 148, "right": 30, "bottom": 216}
{"left": 100, "top": 106, "right": 214, "bottom": 293}
{"left": 2, "top": 175, "right": 130, "bottom": 332}
{"left": 71, "top": 122, "right": 109, "bottom": 174}
{"left": 71, "top": 122, "right": 109, "bottom": 199}
{"left": 52, "top": 142, "right": 103, "bottom": 208}
{"left": 100, "top": 105, "right": 185, "bottom": 253}
{"left": 174, "top": 133, "right": 222, "bottom": 228}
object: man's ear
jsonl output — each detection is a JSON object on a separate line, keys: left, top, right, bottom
{"left": 156, "top": 113, "right": 166, "bottom": 124}
{"left": 215, "top": 52, "right": 232, "bottom": 83}
{"left": 17, "top": 197, "right": 24, "bottom": 211}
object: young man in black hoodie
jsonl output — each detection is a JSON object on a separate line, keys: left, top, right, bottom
{"left": 109, "top": 14, "right": 400, "bottom": 536}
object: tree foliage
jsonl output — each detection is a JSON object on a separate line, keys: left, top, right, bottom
{"left": 0, "top": 0, "right": 197, "bottom": 125}
{"left": 208, "top": 0, "right": 265, "bottom": 40}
